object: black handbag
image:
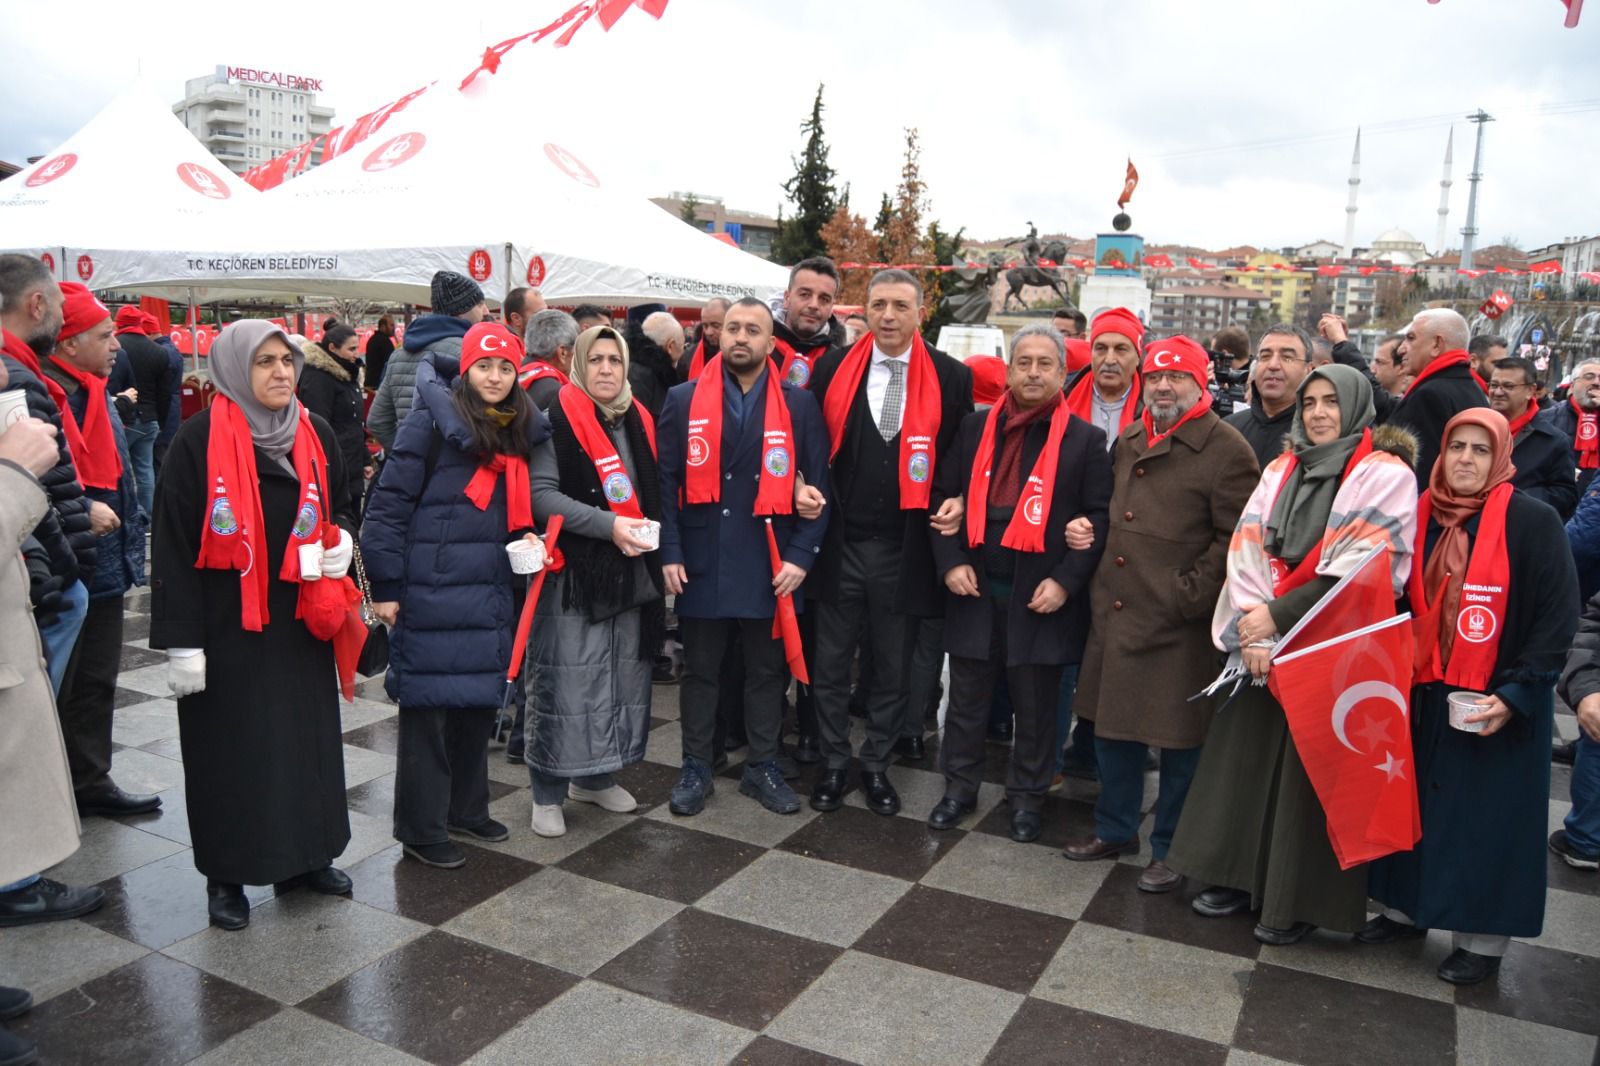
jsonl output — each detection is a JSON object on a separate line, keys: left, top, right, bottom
{"left": 352, "top": 544, "right": 390, "bottom": 677}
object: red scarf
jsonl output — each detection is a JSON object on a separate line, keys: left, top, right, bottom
{"left": 687, "top": 339, "right": 708, "bottom": 379}
{"left": 1402, "top": 348, "right": 1487, "bottom": 399}
{"left": 1570, "top": 396, "right": 1599, "bottom": 469}
{"left": 3, "top": 331, "right": 79, "bottom": 473}
{"left": 557, "top": 384, "right": 656, "bottom": 521}
{"left": 196, "top": 396, "right": 333, "bottom": 632}
{"left": 1505, "top": 403, "right": 1539, "bottom": 440}
{"left": 820, "top": 333, "right": 942, "bottom": 510}
{"left": 46, "top": 355, "right": 123, "bottom": 490}
{"left": 684, "top": 356, "right": 794, "bottom": 515}
{"left": 773, "top": 336, "right": 826, "bottom": 387}
{"left": 519, "top": 361, "right": 569, "bottom": 390}
{"left": 1264, "top": 429, "right": 1373, "bottom": 595}
{"left": 1064, "top": 371, "right": 1139, "bottom": 437}
{"left": 1142, "top": 387, "right": 1213, "bottom": 448}
{"left": 965, "top": 392, "right": 1071, "bottom": 552}
{"left": 465, "top": 454, "right": 533, "bottom": 532}
{"left": 1408, "top": 482, "right": 1512, "bottom": 690}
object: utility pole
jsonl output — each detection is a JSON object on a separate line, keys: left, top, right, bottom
{"left": 1460, "top": 110, "right": 1493, "bottom": 271}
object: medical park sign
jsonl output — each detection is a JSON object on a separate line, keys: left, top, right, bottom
{"left": 226, "top": 66, "right": 324, "bottom": 92}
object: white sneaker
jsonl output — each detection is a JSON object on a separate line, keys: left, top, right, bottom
{"left": 531, "top": 803, "right": 567, "bottom": 837}
{"left": 568, "top": 784, "right": 638, "bottom": 813}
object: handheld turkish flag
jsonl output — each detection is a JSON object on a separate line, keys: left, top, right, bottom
{"left": 765, "top": 519, "right": 810, "bottom": 685}
{"left": 1267, "top": 546, "right": 1420, "bottom": 868}
{"left": 1117, "top": 159, "right": 1138, "bottom": 209}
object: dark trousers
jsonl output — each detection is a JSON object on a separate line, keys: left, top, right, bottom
{"left": 813, "top": 540, "right": 912, "bottom": 772}
{"left": 710, "top": 628, "right": 750, "bottom": 754}
{"left": 682, "top": 616, "right": 786, "bottom": 766}
{"left": 57, "top": 594, "right": 123, "bottom": 794}
{"left": 905, "top": 616, "right": 945, "bottom": 739}
{"left": 939, "top": 596, "right": 1062, "bottom": 812}
{"left": 1093, "top": 737, "right": 1201, "bottom": 860}
{"left": 792, "top": 608, "right": 817, "bottom": 739}
{"left": 394, "top": 706, "right": 496, "bottom": 846}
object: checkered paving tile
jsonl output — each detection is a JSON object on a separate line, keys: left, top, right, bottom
{"left": 3, "top": 585, "right": 1597, "bottom": 1065}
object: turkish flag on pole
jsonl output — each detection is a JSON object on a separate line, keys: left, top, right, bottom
{"left": 1565, "top": 0, "right": 1584, "bottom": 28}
{"left": 765, "top": 519, "right": 809, "bottom": 685}
{"left": 1117, "top": 159, "right": 1138, "bottom": 209}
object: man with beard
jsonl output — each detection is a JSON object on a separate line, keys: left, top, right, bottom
{"left": 1469, "top": 334, "right": 1509, "bottom": 384}
{"left": 1065, "top": 308, "right": 1145, "bottom": 451}
{"left": 1488, "top": 356, "right": 1578, "bottom": 520}
{"left": 681, "top": 297, "right": 729, "bottom": 381}
{"left": 1065, "top": 336, "right": 1257, "bottom": 892}
{"left": 1225, "top": 324, "right": 1314, "bottom": 467}
{"left": 1546, "top": 360, "right": 1600, "bottom": 498}
{"left": 657, "top": 298, "right": 831, "bottom": 815}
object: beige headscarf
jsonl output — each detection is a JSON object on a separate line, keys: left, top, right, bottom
{"left": 569, "top": 325, "right": 634, "bottom": 421}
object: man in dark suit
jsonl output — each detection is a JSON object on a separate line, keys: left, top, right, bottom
{"left": 1389, "top": 308, "right": 1488, "bottom": 487}
{"left": 657, "top": 298, "right": 832, "bottom": 816}
{"left": 805, "top": 269, "right": 973, "bottom": 815}
{"left": 1487, "top": 356, "right": 1579, "bottom": 520}
{"left": 928, "top": 324, "right": 1112, "bottom": 841}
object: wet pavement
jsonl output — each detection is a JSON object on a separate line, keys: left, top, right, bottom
{"left": 3, "top": 585, "right": 1598, "bottom": 1065}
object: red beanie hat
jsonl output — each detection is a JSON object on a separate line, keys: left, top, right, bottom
{"left": 1065, "top": 338, "right": 1091, "bottom": 374}
{"left": 140, "top": 312, "right": 162, "bottom": 335}
{"left": 1141, "top": 335, "right": 1210, "bottom": 392}
{"left": 114, "top": 306, "right": 146, "bottom": 335}
{"left": 459, "top": 322, "right": 525, "bottom": 377}
{"left": 964, "top": 355, "right": 1007, "bottom": 406}
{"left": 57, "top": 283, "right": 110, "bottom": 342}
{"left": 1089, "top": 307, "right": 1145, "bottom": 349}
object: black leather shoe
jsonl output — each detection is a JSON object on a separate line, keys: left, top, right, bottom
{"left": 302, "top": 866, "right": 353, "bottom": 895}
{"left": 0, "top": 878, "right": 105, "bottom": 927}
{"left": 810, "top": 769, "right": 848, "bottom": 812}
{"left": 1437, "top": 948, "right": 1501, "bottom": 986}
{"left": 0, "top": 987, "right": 32, "bottom": 1021}
{"left": 75, "top": 784, "right": 161, "bottom": 818}
{"left": 1254, "top": 921, "right": 1315, "bottom": 946}
{"left": 1010, "top": 810, "right": 1042, "bottom": 843}
{"left": 927, "top": 796, "right": 975, "bottom": 830}
{"left": 1354, "top": 914, "right": 1429, "bottom": 945}
{"left": 987, "top": 719, "right": 1014, "bottom": 743}
{"left": 207, "top": 880, "right": 249, "bottom": 931}
{"left": 1553, "top": 738, "right": 1577, "bottom": 765}
{"left": 860, "top": 771, "right": 900, "bottom": 816}
{"left": 893, "top": 735, "right": 927, "bottom": 760}
{"left": 0, "top": 1024, "right": 36, "bottom": 1066}
{"left": 1192, "top": 886, "right": 1252, "bottom": 918}
{"left": 793, "top": 734, "right": 821, "bottom": 765}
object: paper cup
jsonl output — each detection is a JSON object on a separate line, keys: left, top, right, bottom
{"left": 297, "top": 543, "right": 324, "bottom": 581}
{"left": 0, "top": 389, "right": 27, "bottom": 431}
{"left": 506, "top": 539, "right": 544, "bottom": 575}
{"left": 1447, "top": 690, "right": 1487, "bottom": 733}
{"left": 633, "top": 519, "right": 661, "bottom": 552}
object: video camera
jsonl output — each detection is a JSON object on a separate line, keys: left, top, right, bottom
{"left": 1207, "top": 348, "right": 1249, "bottom": 417}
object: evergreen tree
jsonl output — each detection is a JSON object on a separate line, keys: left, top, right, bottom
{"left": 773, "top": 85, "right": 839, "bottom": 264}
{"left": 679, "top": 192, "right": 702, "bottom": 226}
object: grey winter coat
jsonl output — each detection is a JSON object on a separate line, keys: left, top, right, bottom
{"left": 366, "top": 317, "right": 469, "bottom": 450}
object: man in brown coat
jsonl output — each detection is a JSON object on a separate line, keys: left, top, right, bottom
{"left": 1064, "top": 336, "right": 1258, "bottom": 892}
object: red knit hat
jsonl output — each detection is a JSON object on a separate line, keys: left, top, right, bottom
{"left": 57, "top": 283, "right": 110, "bottom": 342}
{"left": 459, "top": 322, "right": 525, "bottom": 376}
{"left": 1089, "top": 307, "right": 1145, "bottom": 349}
{"left": 1140, "top": 335, "right": 1209, "bottom": 392}
{"left": 1065, "top": 338, "right": 1091, "bottom": 374}
{"left": 140, "top": 312, "right": 162, "bottom": 335}
{"left": 114, "top": 306, "right": 146, "bottom": 335}
{"left": 964, "top": 355, "right": 1007, "bottom": 406}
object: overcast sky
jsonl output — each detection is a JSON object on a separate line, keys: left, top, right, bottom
{"left": 3, "top": 0, "right": 1595, "bottom": 253}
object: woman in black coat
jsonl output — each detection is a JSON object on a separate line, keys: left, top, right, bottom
{"left": 149, "top": 320, "right": 356, "bottom": 930}
{"left": 361, "top": 323, "right": 550, "bottom": 870}
{"left": 297, "top": 325, "right": 369, "bottom": 522}
{"left": 1365, "top": 408, "right": 1579, "bottom": 985}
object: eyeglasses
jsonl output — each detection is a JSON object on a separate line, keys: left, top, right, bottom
{"left": 1486, "top": 381, "right": 1529, "bottom": 393}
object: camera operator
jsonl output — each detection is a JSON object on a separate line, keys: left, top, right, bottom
{"left": 1223, "top": 323, "right": 1314, "bottom": 467}
{"left": 1206, "top": 326, "right": 1251, "bottom": 417}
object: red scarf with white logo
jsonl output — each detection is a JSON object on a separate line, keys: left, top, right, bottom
{"left": 1142, "top": 387, "right": 1213, "bottom": 448}
{"left": 557, "top": 384, "right": 656, "bottom": 521}
{"left": 684, "top": 356, "right": 794, "bottom": 515}
{"left": 46, "top": 355, "right": 123, "bottom": 490}
{"left": 1570, "top": 396, "right": 1599, "bottom": 469}
{"left": 1409, "top": 482, "right": 1512, "bottom": 690}
{"left": 821, "top": 333, "right": 942, "bottom": 510}
{"left": 518, "top": 361, "right": 569, "bottom": 390}
{"left": 1065, "top": 370, "right": 1139, "bottom": 436}
{"left": 773, "top": 336, "right": 826, "bottom": 388}
{"left": 1403, "top": 348, "right": 1487, "bottom": 399}
{"left": 196, "top": 396, "right": 333, "bottom": 632}
{"left": 965, "top": 391, "right": 1070, "bottom": 552}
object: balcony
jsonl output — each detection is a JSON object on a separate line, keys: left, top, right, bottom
{"left": 208, "top": 128, "right": 244, "bottom": 140}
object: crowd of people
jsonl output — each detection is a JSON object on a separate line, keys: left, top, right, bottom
{"left": 1, "top": 250, "right": 1597, "bottom": 1060}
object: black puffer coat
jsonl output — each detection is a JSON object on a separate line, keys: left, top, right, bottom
{"left": 1, "top": 353, "right": 95, "bottom": 582}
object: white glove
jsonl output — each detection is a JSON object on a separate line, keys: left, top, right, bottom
{"left": 320, "top": 528, "right": 353, "bottom": 580}
{"left": 168, "top": 648, "right": 206, "bottom": 697}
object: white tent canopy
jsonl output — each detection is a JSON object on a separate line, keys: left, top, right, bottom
{"left": 91, "top": 85, "right": 788, "bottom": 308}
{"left": 0, "top": 86, "right": 260, "bottom": 292}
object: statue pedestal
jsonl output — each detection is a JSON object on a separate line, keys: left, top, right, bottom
{"left": 1078, "top": 273, "right": 1151, "bottom": 323}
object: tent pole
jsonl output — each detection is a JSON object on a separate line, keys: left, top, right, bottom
{"left": 187, "top": 287, "right": 199, "bottom": 376}
{"left": 503, "top": 242, "right": 513, "bottom": 309}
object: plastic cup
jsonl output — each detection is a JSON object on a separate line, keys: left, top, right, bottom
{"left": 633, "top": 519, "right": 661, "bottom": 552}
{"left": 1447, "top": 690, "right": 1488, "bottom": 733}
{"left": 506, "top": 539, "right": 544, "bottom": 575}
{"left": 0, "top": 389, "right": 27, "bottom": 430}
{"left": 297, "top": 543, "right": 324, "bottom": 581}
